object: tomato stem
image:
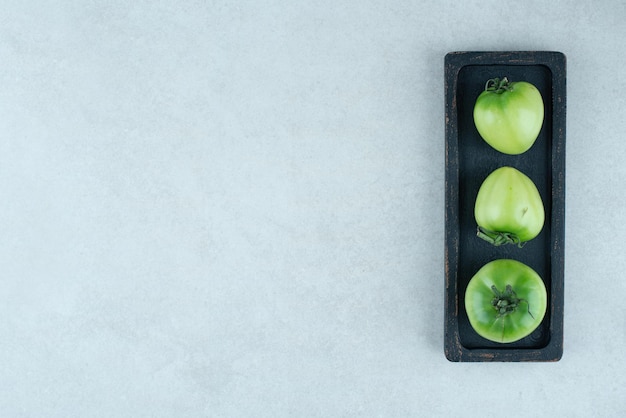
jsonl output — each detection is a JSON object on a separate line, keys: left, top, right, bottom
{"left": 476, "top": 226, "right": 525, "bottom": 248}
{"left": 491, "top": 285, "right": 534, "bottom": 319}
{"left": 484, "top": 77, "right": 512, "bottom": 93}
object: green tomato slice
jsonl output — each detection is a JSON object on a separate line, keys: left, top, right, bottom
{"left": 465, "top": 259, "right": 547, "bottom": 344}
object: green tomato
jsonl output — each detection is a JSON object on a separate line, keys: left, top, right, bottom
{"left": 473, "top": 78, "right": 544, "bottom": 155}
{"left": 475, "top": 166, "right": 545, "bottom": 247}
{"left": 465, "top": 259, "right": 547, "bottom": 344}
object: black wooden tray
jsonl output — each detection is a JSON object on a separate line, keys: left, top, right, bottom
{"left": 444, "top": 51, "right": 566, "bottom": 362}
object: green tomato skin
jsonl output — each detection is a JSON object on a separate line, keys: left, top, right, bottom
{"left": 473, "top": 81, "right": 544, "bottom": 155}
{"left": 465, "top": 259, "right": 547, "bottom": 344}
{"left": 475, "top": 166, "right": 545, "bottom": 243}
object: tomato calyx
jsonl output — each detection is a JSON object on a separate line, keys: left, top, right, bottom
{"left": 476, "top": 226, "right": 526, "bottom": 248}
{"left": 484, "top": 77, "right": 512, "bottom": 94}
{"left": 491, "top": 284, "right": 534, "bottom": 319}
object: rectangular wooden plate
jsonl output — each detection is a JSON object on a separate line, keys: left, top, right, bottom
{"left": 444, "top": 51, "right": 566, "bottom": 362}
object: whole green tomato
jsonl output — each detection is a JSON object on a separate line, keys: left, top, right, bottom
{"left": 473, "top": 77, "right": 544, "bottom": 155}
{"left": 465, "top": 259, "right": 547, "bottom": 344}
{"left": 475, "top": 166, "right": 545, "bottom": 247}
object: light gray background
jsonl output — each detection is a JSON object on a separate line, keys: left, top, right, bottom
{"left": 1, "top": 1, "right": 625, "bottom": 417}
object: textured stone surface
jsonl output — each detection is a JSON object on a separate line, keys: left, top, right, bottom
{"left": 1, "top": 1, "right": 625, "bottom": 416}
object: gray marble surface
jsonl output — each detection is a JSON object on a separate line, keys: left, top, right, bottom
{"left": 1, "top": 1, "right": 625, "bottom": 417}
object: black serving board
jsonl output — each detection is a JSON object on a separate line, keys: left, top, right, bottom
{"left": 444, "top": 51, "right": 566, "bottom": 362}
